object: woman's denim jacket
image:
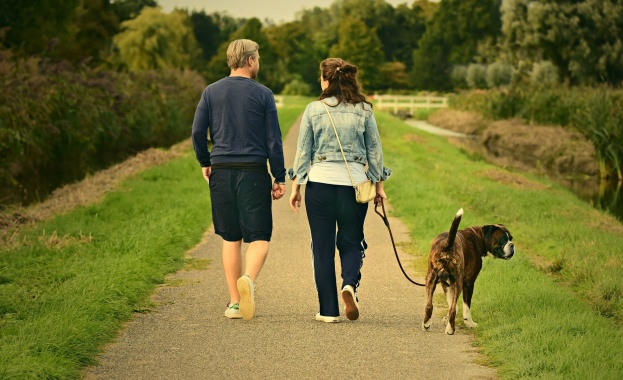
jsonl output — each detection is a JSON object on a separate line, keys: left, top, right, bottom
{"left": 288, "top": 97, "right": 392, "bottom": 184}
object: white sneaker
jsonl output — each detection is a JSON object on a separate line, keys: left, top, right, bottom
{"left": 341, "top": 285, "right": 359, "bottom": 321}
{"left": 315, "top": 313, "right": 339, "bottom": 323}
{"left": 224, "top": 303, "right": 242, "bottom": 319}
{"left": 237, "top": 275, "right": 255, "bottom": 320}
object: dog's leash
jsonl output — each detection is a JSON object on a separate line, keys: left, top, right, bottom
{"left": 374, "top": 199, "right": 426, "bottom": 287}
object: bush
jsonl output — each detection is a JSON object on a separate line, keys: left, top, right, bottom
{"left": 486, "top": 62, "right": 513, "bottom": 88}
{"left": 466, "top": 64, "right": 488, "bottom": 89}
{"left": 282, "top": 78, "right": 313, "bottom": 96}
{"left": 0, "top": 50, "right": 205, "bottom": 205}
{"left": 531, "top": 61, "right": 559, "bottom": 86}
{"left": 451, "top": 65, "right": 468, "bottom": 89}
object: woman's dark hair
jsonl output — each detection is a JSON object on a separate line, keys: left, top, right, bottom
{"left": 318, "top": 58, "right": 372, "bottom": 109}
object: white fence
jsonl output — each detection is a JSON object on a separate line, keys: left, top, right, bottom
{"left": 374, "top": 95, "right": 448, "bottom": 115}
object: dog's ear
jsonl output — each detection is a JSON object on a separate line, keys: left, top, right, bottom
{"left": 482, "top": 225, "right": 496, "bottom": 241}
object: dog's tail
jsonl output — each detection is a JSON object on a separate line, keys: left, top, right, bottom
{"left": 444, "top": 208, "right": 463, "bottom": 250}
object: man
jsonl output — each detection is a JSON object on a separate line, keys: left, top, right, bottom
{"left": 191, "top": 39, "right": 286, "bottom": 321}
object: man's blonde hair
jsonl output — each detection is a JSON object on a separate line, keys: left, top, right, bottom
{"left": 227, "top": 39, "right": 259, "bottom": 69}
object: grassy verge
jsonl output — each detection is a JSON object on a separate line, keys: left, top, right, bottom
{"left": 377, "top": 110, "right": 623, "bottom": 378}
{"left": 0, "top": 155, "right": 211, "bottom": 379}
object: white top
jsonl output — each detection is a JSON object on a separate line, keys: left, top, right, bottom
{"left": 308, "top": 161, "right": 368, "bottom": 186}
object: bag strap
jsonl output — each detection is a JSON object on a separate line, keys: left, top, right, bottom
{"left": 320, "top": 100, "right": 356, "bottom": 188}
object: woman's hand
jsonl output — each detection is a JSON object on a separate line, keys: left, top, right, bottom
{"left": 290, "top": 183, "right": 302, "bottom": 212}
{"left": 374, "top": 181, "right": 387, "bottom": 204}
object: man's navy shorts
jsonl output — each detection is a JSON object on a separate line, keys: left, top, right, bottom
{"left": 209, "top": 168, "right": 273, "bottom": 243}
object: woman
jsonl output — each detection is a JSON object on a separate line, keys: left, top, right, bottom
{"left": 288, "top": 58, "right": 391, "bottom": 322}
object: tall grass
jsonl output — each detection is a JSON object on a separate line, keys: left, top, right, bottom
{"left": 377, "top": 110, "right": 623, "bottom": 377}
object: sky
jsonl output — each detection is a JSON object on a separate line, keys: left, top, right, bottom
{"left": 158, "top": 0, "right": 439, "bottom": 24}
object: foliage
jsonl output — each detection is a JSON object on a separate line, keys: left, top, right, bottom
{"left": 330, "top": 18, "right": 385, "bottom": 92}
{"left": 0, "top": 49, "right": 204, "bottom": 205}
{"left": 486, "top": 62, "right": 513, "bottom": 88}
{"left": 451, "top": 65, "right": 468, "bottom": 89}
{"left": 112, "top": 7, "right": 199, "bottom": 71}
{"left": 501, "top": 0, "right": 623, "bottom": 86}
{"left": 530, "top": 61, "right": 559, "bottom": 86}
{"left": 412, "top": 0, "right": 503, "bottom": 90}
{"left": 379, "top": 61, "right": 410, "bottom": 91}
{"left": 203, "top": 18, "right": 284, "bottom": 91}
{"left": 266, "top": 20, "right": 324, "bottom": 89}
{"left": 111, "top": 0, "right": 157, "bottom": 22}
{"left": 466, "top": 63, "right": 488, "bottom": 89}
{"left": 282, "top": 77, "right": 313, "bottom": 96}
{"left": 0, "top": 0, "right": 79, "bottom": 55}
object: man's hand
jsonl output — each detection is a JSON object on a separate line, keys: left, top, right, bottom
{"left": 202, "top": 167, "right": 211, "bottom": 183}
{"left": 272, "top": 182, "right": 286, "bottom": 200}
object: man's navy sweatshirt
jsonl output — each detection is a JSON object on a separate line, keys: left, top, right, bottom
{"left": 191, "top": 76, "right": 286, "bottom": 183}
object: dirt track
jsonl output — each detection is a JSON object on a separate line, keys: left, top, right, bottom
{"left": 84, "top": 117, "right": 497, "bottom": 380}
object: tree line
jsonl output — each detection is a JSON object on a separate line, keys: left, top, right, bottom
{"left": 2, "top": 0, "right": 621, "bottom": 93}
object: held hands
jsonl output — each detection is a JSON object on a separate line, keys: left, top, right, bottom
{"left": 272, "top": 182, "right": 286, "bottom": 200}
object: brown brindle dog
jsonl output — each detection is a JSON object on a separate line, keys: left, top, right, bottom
{"left": 422, "top": 208, "right": 514, "bottom": 335}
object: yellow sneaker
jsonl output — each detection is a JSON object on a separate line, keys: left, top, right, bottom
{"left": 237, "top": 275, "right": 255, "bottom": 320}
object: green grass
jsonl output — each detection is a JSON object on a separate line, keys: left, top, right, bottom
{"left": 0, "top": 155, "right": 211, "bottom": 379}
{"left": 376, "top": 110, "right": 623, "bottom": 378}
{"left": 278, "top": 95, "right": 315, "bottom": 136}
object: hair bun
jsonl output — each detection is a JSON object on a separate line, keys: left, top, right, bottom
{"left": 341, "top": 64, "right": 357, "bottom": 74}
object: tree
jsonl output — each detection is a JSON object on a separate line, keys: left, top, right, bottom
{"left": 501, "top": 0, "right": 623, "bottom": 86}
{"left": 330, "top": 18, "right": 385, "bottom": 92}
{"left": 61, "top": 0, "right": 119, "bottom": 64}
{"left": 0, "top": 0, "right": 79, "bottom": 55}
{"left": 411, "top": 0, "right": 503, "bottom": 90}
{"left": 189, "top": 11, "right": 221, "bottom": 63}
{"left": 266, "top": 20, "right": 324, "bottom": 89}
{"left": 112, "top": 7, "right": 199, "bottom": 71}
{"left": 111, "top": 0, "right": 157, "bottom": 22}
{"left": 203, "top": 18, "right": 282, "bottom": 91}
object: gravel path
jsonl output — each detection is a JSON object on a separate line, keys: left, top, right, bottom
{"left": 84, "top": 116, "right": 497, "bottom": 380}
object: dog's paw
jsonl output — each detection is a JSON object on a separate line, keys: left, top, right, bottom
{"left": 422, "top": 321, "right": 431, "bottom": 331}
{"left": 445, "top": 325, "right": 455, "bottom": 335}
{"left": 463, "top": 319, "right": 478, "bottom": 328}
